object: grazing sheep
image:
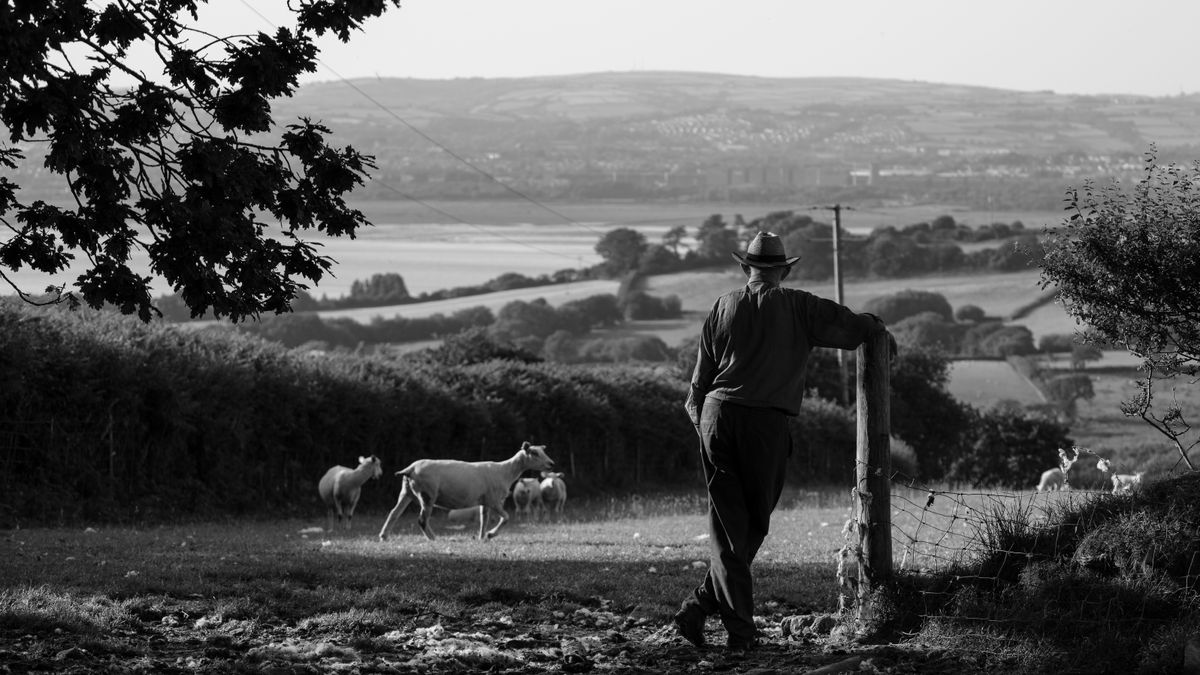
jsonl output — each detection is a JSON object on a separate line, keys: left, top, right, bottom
{"left": 512, "top": 477, "right": 543, "bottom": 517}
{"left": 318, "top": 455, "right": 383, "bottom": 532}
{"left": 1036, "top": 468, "right": 1065, "bottom": 492}
{"left": 377, "top": 441, "right": 555, "bottom": 541}
{"left": 539, "top": 471, "right": 568, "bottom": 514}
{"left": 1111, "top": 471, "right": 1145, "bottom": 495}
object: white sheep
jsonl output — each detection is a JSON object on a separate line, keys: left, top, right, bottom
{"left": 377, "top": 441, "right": 556, "bottom": 541}
{"left": 318, "top": 455, "right": 383, "bottom": 532}
{"left": 512, "top": 477, "right": 543, "bottom": 517}
{"left": 539, "top": 471, "right": 568, "bottom": 514}
{"left": 1111, "top": 471, "right": 1145, "bottom": 495}
{"left": 1036, "top": 468, "right": 1065, "bottom": 492}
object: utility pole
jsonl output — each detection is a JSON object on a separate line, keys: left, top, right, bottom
{"left": 818, "top": 203, "right": 852, "bottom": 405}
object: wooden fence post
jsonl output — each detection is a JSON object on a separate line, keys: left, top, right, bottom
{"left": 855, "top": 331, "right": 893, "bottom": 586}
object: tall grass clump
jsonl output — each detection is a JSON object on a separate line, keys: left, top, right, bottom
{"left": 872, "top": 471, "right": 1200, "bottom": 673}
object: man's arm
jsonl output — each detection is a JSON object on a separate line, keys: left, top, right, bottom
{"left": 806, "top": 295, "right": 892, "bottom": 353}
{"left": 684, "top": 310, "right": 719, "bottom": 426}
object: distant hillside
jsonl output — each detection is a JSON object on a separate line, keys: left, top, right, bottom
{"left": 14, "top": 72, "right": 1200, "bottom": 208}
{"left": 272, "top": 72, "right": 1200, "bottom": 207}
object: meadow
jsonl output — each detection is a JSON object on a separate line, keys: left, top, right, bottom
{"left": 5, "top": 476, "right": 1178, "bottom": 674}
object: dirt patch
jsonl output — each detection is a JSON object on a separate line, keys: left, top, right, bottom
{"left": 0, "top": 603, "right": 987, "bottom": 673}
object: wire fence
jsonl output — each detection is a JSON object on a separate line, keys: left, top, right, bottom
{"left": 886, "top": 473, "right": 1111, "bottom": 574}
{"left": 844, "top": 463, "right": 1200, "bottom": 641}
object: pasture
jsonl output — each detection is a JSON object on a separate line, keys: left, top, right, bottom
{"left": 1, "top": 488, "right": 1003, "bottom": 673}
{"left": 946, "top": 360, "right": 1045, "bottom": 408}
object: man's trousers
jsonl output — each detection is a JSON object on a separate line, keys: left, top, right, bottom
{"left": 685, "top": 398, "right": 790, "bottom": 642}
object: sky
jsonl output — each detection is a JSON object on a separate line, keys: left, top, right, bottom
{"left": 167, "top": 0, "right": 1200, "bottom": 97}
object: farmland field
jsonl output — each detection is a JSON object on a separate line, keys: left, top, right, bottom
{"left": 945, "top": 360, "right": 1045, "bottom": 407}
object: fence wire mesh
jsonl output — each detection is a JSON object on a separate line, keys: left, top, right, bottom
{"left": 861, "top": 465, "right": 1200, "bottom": 640}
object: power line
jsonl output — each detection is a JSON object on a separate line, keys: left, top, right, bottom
{"left": 237, "top": 0, "right": 607, "bottom": 237}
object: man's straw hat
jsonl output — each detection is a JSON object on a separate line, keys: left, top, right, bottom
{"left": 731, "top": 231, "right": 800, "bottom": 269}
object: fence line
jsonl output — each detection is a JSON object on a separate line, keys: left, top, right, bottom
{"left": 871, "top": 469, "right": 1198, "bottom": 632}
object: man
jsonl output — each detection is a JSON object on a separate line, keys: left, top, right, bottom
{"left": 674, "top": 231, "right": 889, "bottom": 651}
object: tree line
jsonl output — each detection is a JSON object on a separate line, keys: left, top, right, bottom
{"left": 145, "top": 209, "right": 1038, "bottom": 323}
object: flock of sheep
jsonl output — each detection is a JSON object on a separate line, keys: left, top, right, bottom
{"left": 1035, "top": 446, "right": 1146, "bottom": 495}
{"left": 317, "top": 444, "right": 1145, "bottom": 543}
{"left": 317, "top": 441, "right": 568, "bottom": 540}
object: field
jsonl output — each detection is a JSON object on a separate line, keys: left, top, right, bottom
{"left": 0, "top": 488, "right": 990, "bottom": 674}
{"left": 945, "top": 360, "right": 1045, "bottom": 408}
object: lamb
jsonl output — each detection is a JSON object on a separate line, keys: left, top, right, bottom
{"left": 377, "top": 441, "right": 555, "bottom": 541}
{"left": 318, "top": 455, "right": 383, "bottom": 532}
{"left": 1036, "top": 468, "right": 1065, "bottom": 492}
{"left": 512, "top": 477, "right": 543, "bottom": 518}
{"left": 539, "top": 471, "right": 568, "bottom": 514}
{"left": 1111, "top": 471, "right": 1145, "bottom": 495}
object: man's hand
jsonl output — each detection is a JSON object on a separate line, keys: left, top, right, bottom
{"left": 862, "top": 313, "right": 897, "bottom": 362}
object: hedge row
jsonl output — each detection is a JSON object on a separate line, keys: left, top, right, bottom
{"left": 0, "top": 301, "right": 864, "bottom": 525}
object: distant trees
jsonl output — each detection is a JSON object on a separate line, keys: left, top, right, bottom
{"left": 1041, "top": 151, "right": 1200, "bottom": 470}
{"left": 1070, "top": 343, "right": 1103, "bottom": 370}
{"left": 695, "top": 215, "right": 740, "bottom": 262}
{"left": 862, "top": 290, "right": 954, "bottom": 324}
{"left": 662, "top": 226, "right": 688, "bottom": 257}
{"left": 1042, "top": 373, "right": 1096, "bottom": 421}
{"left": 595, "top": 227, "right": 647, "bottom": 275}
{"left": 621, "top": 291, "right": 682, "bottom": 320}
{"left": 582, "top": 210, "right": 1042, "bottom": 283}
{"left": 348, "top": 273, "right": 410, "bottom": 306}
{"left": 955, "top": 304, "right": 987, "bottom": 323}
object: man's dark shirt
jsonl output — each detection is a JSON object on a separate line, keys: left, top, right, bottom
{"left": 686, "top": 280, "right": 878, "bottom": 420}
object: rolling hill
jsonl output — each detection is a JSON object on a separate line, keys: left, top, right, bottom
{"left": 266, "top": 71, "right": 1200, "bottom": 208}
{"left": 12, "top": 72, "right": 1200, "bottom": 208}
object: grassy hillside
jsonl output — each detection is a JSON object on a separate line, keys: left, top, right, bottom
{"left": 279, "top": 73, "right": 1200, "bottom": 157}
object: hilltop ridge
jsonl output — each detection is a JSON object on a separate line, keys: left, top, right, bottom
{"left": 272, "top": 72, "right": 1200, "bottom": 208}
{"left": 13, "top": 72, "right": 1200, "bottom": 208}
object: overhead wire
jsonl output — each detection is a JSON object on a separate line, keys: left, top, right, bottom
{"left": 235, "top": 0, "right": 611, "bottom": 268}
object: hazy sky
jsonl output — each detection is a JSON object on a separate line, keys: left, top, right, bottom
{"left": 176, "top": 0, "right": 1199, "bottom": 97}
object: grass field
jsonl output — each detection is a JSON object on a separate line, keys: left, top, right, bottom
{"left": 2, "top": 481, "right": 1141, "bottom": 673}
{"left": 0, "top": 488, "right": 914, "bottom": 673}
{"left": 1, "top": 481, "right": 1118, "bottom": 673}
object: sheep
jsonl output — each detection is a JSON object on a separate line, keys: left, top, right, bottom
{"left": 512, "top": 477, "right": 543, "bottom": 518}
{"left": 1111, "top": 471, "right": 1145, "bottom": 495}
{"left": 377, "top": 441, "right": 555, "bottom": 541}
{"left": 1036, "top": 468, "right": 1065, "bottom": 492}
{"left": 318, "top": 455, "right": 383, "bottom": 532}
{"left": 539, "top": 471, "right": 568, "bottom": 514}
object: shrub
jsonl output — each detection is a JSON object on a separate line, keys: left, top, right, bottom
{"left": 954, "top": 304, "right": 986, "bottom": 323}
{"left": 575, "top": 335, "right": 673, "bottom": 363}
{"left": 978, "top": 325, "right": 1037, "bottom": 357}
{"left": 1038, "top": 333, "right": 1076, "bottom": 354}
{"left": 419, "top": 327, "right": 541, "bottom": 366}
{"left": 888, "top": 348, "right": 975, "bottom": 480}
{"left": 620, "top": 291, "right": 682, "bottom": 320}
{"left": 945, "top": 409, "right": 1073, "bottom": 488}
{"left": 890, "top": 311, "right": 963, "bottom": 353}
{"left": 862, "top": 289, "right": 953, "bottom": 324}
{"left": 788, "top": 397, "right": 857, "bottom": 484}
